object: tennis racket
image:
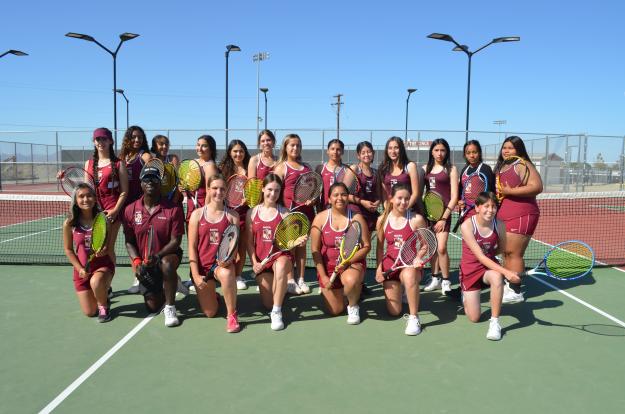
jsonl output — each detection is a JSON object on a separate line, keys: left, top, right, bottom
{"left": 142, "top": 158, "right": 165, "bottom": 179}
{"left": 161, "top": 163, "right": 178, "bottom": 200}
{"left": 290, "top": 171, "right": 322, "bottom": 211}
{"left": 136, "top": 224, "right": 162, "bottom": 292}
{"left": 225, "top": 174, "right": 248, "bottom": 209}
{"left": 519, "top": 240, "right": 594, "bottom": 281}
{"left": 496, "top": 156, "right": 529, "bottom": 202}
{"left": 334, "top": 165, "right": 361, "bottom": 196}
{"left": 256, "top": 212, "right": 310, "bottom": 273}
{"left": 327, "top": 220, "right": 361, "bottom": 287}
{"left": 423, "top": 190, "right": 445, "bottom": 222}
{"left": 144, "top": 224, "right": 154, "bottom": 265}
{"left": 383, "top": 228, "right": 438, "bottom": 279}
{"left": 452, "top": 171, "right": 488, "bottom": 232}
{"left": 85, "top": 212, "right": 107, "bottom": 273}
{"left": 59, "top": 166, "right": 96, "bottom": 197}
{"left": 244, "top": 178, "right": 263, "bottom": 208}
{"left": 178, "top": 159, "right": 202, "bottom": 208}
{"left": 204, "top": 223, "right": 240, "bottom": 281}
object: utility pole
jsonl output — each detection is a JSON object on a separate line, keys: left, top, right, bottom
{"left": 332, "top": 94, "right": 343, "bottom": 139}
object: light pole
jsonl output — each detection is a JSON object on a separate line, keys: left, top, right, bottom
{"left": 260, "top": 88, "right": 269, "bottom": 130}
{"left": 405, "top": 88, "right": 417, "bottom": 140}
{"left": 0, "top": 50, "right": 28, "bottom": 59}
{"left": 493, "top": 119, "right": 506, "bottom": 141}
{"left": 225, "top": 44, "right": 241, "bottom": 148}
{"left": 115, "top": 89, "right": 130, "bottom": 129}
{"left": 253, "top": 52, "right": 269, "bottom": 137}
{"left": 0, "top": 49, "right": 28, "bottom": 191}
{"left": 66, "top": 32, "right": 139, "bottom": 149}
{"left": 427, "top": 33, "right": 519, "bottom": 142}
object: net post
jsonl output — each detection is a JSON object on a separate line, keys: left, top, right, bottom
{"left": 56, "top": 132, "right": 61, "bottom": 192}
{"left": 621, "top": 135, "right": 625, "bottom": 191}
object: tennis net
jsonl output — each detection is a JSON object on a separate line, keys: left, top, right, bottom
{"left": 1, "top": 192, "right": 624, "bottom": 267}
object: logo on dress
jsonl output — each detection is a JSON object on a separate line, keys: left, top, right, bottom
{"left": 393, "top": 234, "right": 404, "bottom": 249}
{"left": 365, "top": 180, "right": 373, "bottom": 193}
{"left": 85, "top": 234, "right": 92, "bottom": 249}
{"left": 334, "top": 236, "right": 342, "bottom": 249}
{"left": 262, "top": 226, "right": 272, "bottom": 241}
{"left": 134, "top": 211, "right": 143, "bottom": 224}
{"left": 429, "top": 177, "right": 436, "bottom": 189}
{"left": 209, "top": 229, "right": 219, "bottom": 245}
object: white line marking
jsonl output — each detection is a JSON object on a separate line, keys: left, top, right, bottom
{"left": 39, "top": 313, "right": 157, "bottom": 414}
{"left": 0, "top": 227, "right": 62, "bottom": 244}
{"left": 0, "top": 215, "right": 64, "bottom": 229}
{"left": 528, "top": 275, "right": 625, "bottom": 328}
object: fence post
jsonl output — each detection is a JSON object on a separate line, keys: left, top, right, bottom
{"left": 544, "top": 135, "right": 549, "bottom": 192}
{"left": 621, "top": 136, "right": 625, "bottom": 191}
{"left": 581, "top": 134, "right": 587, "bottom": 192}
{"left": 14, "top": 141, "right": 17, "bottom": 185}
{"left": 321, "top": 130, "right": 325, "bottom": 166}
{"left": 56, "top": 132, "right": 60, "bottom": 191}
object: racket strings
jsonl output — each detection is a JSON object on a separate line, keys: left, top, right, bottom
{"left": 218, "top": 226, "right": 239, "bottom": 261}
{"left": 178, "top": 161, "right": 202, "bottom": 191}
{"left": 335, "top": 167, "right": 359, "bottom": 194}
{"left": 226, "top": 176, "right": 246, "bottom": 207}
{"left": 294, "top": 173, "right": 321, "bottom": 203}
{"left": 90, "top": 213, "right": 107, "bottom": 251}
{"left": 161, "top": 164, "right": 177, "bottom": 195}
{"left": 545, "top": 242, "right": 594, "bottom": 279}
{"left": 342, "top": 224, "right": 361, "bottom": 254}
{"left": 464, "top": 175, "right": 486, "bottom": 205}
{"left": 415, "top": 228, "right": 438, "bottom": 263}
{"left": 275, "top": 214, "right": 310, "bottom": 250}
{"left": 423, "top": 192, "right": 445, "bottom": 221}
{"left": 244, "top": 178, "right": 263, "bottom": 208}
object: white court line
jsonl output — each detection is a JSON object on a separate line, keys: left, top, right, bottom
{"left": 528, "top": 275, "right": 625, "bottom": 328}
{"left": 39, "top": 313, "right": 158, "bottom": 414}
{"left": 0, "top": 226, "right": 62, "bottom": 244}
{"left": 0, "top": 215, "right": 64, "bottom": 229}
{"left": 449, "top": 232, "right": 625, "bottom": 326}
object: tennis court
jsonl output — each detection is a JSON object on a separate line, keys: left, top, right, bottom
{"left": 1, "top": 192, "right": 625, "bottom": 413}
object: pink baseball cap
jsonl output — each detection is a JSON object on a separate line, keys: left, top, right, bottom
{"left": 93, "top": 127, "right": 112, "bottom": 140}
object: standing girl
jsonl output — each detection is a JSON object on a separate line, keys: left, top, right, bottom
{"left": 273, "top": 134, "right": 315, "bottom": 295}
{"left": 62, "top": 183, "right": 115, "bottom": 322}
{"left": 495, "top": 136, "right": 543, "bottom": 303}
{"left": 311, "top": 182, "right": 371, "bottom": 324}
{"left": 378, "top": 136, "right": 420, "bottom": 211}
{"left": 422, "top": 138, "right": 458, "bottom": 294}
{"left": 248, "top": 129, "right": 277, "bottom": 180}
{"left": 375, "top": 183, "right": 428, "bottom": 335}
{"left": 219, "top": 139, "right": 251, "bottom": 290}
{"left": 316, "top": 139, "right": 346, "bottom": 209}
{"left": 188, "top": 174, "right": 241, "bottom": 333}
{"left": 119, "top": 126, "right": 152, "bottom": 205}
{"left": 186, "top": 135, "right": 219, "bottom": 220}
{"left": 457, "top": 140, "right": 495, "bottom": 218}
{"left": 459, "top": 192, "right": 521, "bottom": 340}
{"left": 151, "top": 134, "right": 180, "bottom": 168}
{"left": 86, "top": 128, "right": 128, "bottom": 264}
{"left": 246, "top": 174, "right": 305, "bottom": 330}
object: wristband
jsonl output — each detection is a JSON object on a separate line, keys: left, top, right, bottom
{"left": 132, "top": 257, "right": 142, "bottom": 267}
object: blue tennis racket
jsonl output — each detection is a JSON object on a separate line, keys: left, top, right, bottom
{"left": 520, "top": 240, "right": 594, "bottom": 281}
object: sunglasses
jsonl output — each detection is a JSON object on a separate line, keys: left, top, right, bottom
{"left": 141, "top": 176, "right": 161, "bottom": 184}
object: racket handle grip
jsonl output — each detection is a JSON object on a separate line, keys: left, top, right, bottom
{"left": 382, "top": 270, "right": 391, "bottom": 280}
{"left": 327, "top": 271, "right": 337, "bottom": 287}
{"left": 518, "top": 271, "right": 529, "bottom": 278}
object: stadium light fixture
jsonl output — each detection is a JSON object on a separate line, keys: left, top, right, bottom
{"left": 0, "top": 50, "right": 29, "bottom": 58}
{"left": 427, "top": 33, "right": 520, "bottom": 142}
{"left": 405, "top": 89, "right": 417, "bottom": 140}
{"left": 66, "top": 32, "right": 140, "bottom": 148}
{"left": 115, "top": 89, "right": 130, "bottom": 129}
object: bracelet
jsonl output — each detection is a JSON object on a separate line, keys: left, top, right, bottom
{"left": 132, "top": 257, "right": 142, "bottom": 267}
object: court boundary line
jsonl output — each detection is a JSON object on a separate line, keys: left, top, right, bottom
{"left": 449, "top": 232, "right": 625, "bottom": 327}
{"left": 39, "top": 312, "right": 158, "bottom": 414}
{"left": 0, "top": 226, "right": 62, "bottom": 244}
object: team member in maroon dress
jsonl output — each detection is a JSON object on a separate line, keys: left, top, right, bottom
{"left": 246, "top": 174, "right": 305, "bottom": 331}
{"left": 120, "top": 126, "right": 152, "bottom": 205}
{"left": 220, "top": 139, "right": 251, "bottom": 291}
{"left": 375, "top": 183, "right": 428, "bottom": 336}
{"left": 123, "top": 165, "right": 186, "bottom": 327}
{"left": 316, "top": 139, "right": 346, "bottom": 209}
{"left": 422, "top": 139, "right": 458, "bottom": 294}
{"left": 495, "top": 136, "right": 543, "bottom": 304}
{"left": 460, "top": 192, "right": 521, "bottom": 341}
{"left": 185, "top": 135, "right": 219, "bottom": 221}
{"left": 85, "top": 128, "right": 128, "bottom": 271}
{"left": 273, "top": 134, "right": 314, "bottom": 295}
{"left": 311, "top": 182, "right": 370, "bottom": 324}
{"left": 349, "top": 141, "right": 380, "bottom": 296}
{"left": 63, "top": 183, "right": 115, "bottom": 322}
{"left": 378, "top": 136, "right": 420, "bottom": 211}
{"left": 188, "top": 174, "right": 241, "bottom": 333}
{"left": 457, "top": 140, "right": 495, "bottom": 220}
{"left": 248, "top": 129, "right": 277, "bottom": 180}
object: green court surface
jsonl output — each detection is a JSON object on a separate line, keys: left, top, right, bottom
{"left": 1, "top": 264, "right": 624, "bottom": 413}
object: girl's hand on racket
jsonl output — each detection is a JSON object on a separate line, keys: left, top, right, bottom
{"left": 433, "top": 219, "right": 446, "bottom": 233}
{"left": 104, "top": 209, "right": 119, "bottom": 223}
{"left": 504, "top": 269, "right": 522, "bottom": 284}
{"left": 457, "top": 199, "right": 465, "bottom": 210}
{"left": 412, "top": 258, "right": 424, "bottom": 269}
{"left": 96, "top": 245, "right": 109, "bottom": 258}
{"left": 294, "top": 235, "right": 308, "bottom": 248}
{"left": 334, "top": 260, "right": 351, "bottom": 275}
{"left": 192, "top": 274, "right": 207, "bottom": 291}
{"left": 361, "top": 199, "right": 376, "bottom": 212}
{"left": 252, "top": 260, "right": 265, "bottom": 275}
{"left": 321, "top": 273, "right": 333, "bottom": 290}
{"left": 217, "top": 258, "right": 234, "bottom": 268}
{"left": 56, "top": 170, "right": 64, "bottom": 180}
{"left": 78, "top": 267, "right": 88, "bottom": 279}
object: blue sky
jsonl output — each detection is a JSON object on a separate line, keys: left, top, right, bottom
{"left": 1, "top": 0, "right": 624, "bottom": 150}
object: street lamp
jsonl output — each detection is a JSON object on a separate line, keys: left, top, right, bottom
{"left": 405, "top": 88, "right": 417, "bottom": 140}
{"left": 0, "top": 49, "right": 28, "bottom": 191}
{"left": 115, "top": 89, "right": 130, "bottom": 129}
{"left": 225, "top": 44, "right": 241, "bottom": 148}
{"left": 0, "top": 50, "right": 28, "bottom": 58}
{"left": 66, "top": 32, "right": 140, "bottom": 149}
{"left": 253, "top": 52, "right": 270, "bottom": 137}
{"left": 260, "top": 88, "right": 269, "bottom": 130}
{"left": 427, "top": 33, "right": 519, "bottom": 142}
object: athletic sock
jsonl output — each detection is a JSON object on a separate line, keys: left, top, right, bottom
{"left": 272, "top": 305, "right": 281, "bottom": 313}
